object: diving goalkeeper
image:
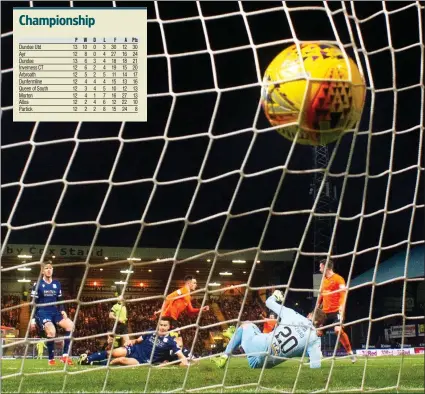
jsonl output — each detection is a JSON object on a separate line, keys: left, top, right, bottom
{"left": 213, "top": 291, "right": 326, "bottom": 369}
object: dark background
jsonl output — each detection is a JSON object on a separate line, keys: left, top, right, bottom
{"left": 1, "top": 1, "right": 424, "bottom": 306}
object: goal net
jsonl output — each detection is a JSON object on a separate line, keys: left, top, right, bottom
{"left": 1, "top": 1, "right": 424, "bottom": 393}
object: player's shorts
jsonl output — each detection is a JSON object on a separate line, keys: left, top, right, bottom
{"left": 125, "top": 344, "right": 146, "bottom": 364}
{"left": 323, "top": 312, "right": 342, "bottom": 329}
{"left": 35, "top": 310, "right": 63, "bottom": 330}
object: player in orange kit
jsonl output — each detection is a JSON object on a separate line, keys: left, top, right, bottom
{"left": 155, "top": 275, "right": 209, "bottom": 350}
{"left": 318, "top": 259, "right": 357, "bottom": 363}
{"left": 261, "top": 312, "right": 277, "bottom": 334}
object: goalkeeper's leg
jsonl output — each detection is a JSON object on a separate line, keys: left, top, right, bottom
{"left": 212, "top": 325, "right": 242, "bottom": 368}
{"left": 213, "top": 323, "right": 266, "bottom": 369}
{"left": 240, "top": 323, "right": 268, "bottom": 369}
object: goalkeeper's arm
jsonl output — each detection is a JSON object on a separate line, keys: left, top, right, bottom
{"left": 265, "top": 294, "right": 298, "bottom": 321}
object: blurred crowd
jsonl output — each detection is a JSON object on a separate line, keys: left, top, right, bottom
{"left": 1, "top": 295, "right": 21, "bottom": 328}
{"left": 218, "top": 295, "right": 267, "bottom": 323}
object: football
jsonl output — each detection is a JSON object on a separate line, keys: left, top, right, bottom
{"left": 261, "top": 43, "right": 366, "bottom": 146}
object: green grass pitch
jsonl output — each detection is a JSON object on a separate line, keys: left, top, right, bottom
{"left": 1, "top": 356, "right": 423, "bottom": 392}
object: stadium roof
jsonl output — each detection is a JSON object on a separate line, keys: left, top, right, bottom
{"left": 3, "top": 244, "right": 294, "bottom": 263}
{"left": 2, "top": 244, "right": 295, "bottom": 287}
{"left": 350, "top": 245, "right": 424, "bottom": 286}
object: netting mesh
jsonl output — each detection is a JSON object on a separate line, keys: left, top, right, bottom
{"left": 1, "top": 1, "right": 424, "bottom": 393}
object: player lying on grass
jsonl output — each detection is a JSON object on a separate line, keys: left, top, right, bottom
{"left": 78, "top": 317, "right": 189, "bottom": 367}
{"left": 213, "top": 290, "right": 326, "bottom": 369}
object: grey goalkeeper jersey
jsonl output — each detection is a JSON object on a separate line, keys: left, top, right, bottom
{"left": 265, "top": 296, "right": 322, "bottom": 368}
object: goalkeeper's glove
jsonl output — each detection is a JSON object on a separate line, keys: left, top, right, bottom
{"left": 272, "top": 290, "right": 284, "bottom": 304}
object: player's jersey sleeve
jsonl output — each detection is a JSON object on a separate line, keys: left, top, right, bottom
{"left": 334, "top": 275, "right": 345, "bottom": 290}
{"left": 307, "top": 338, "right": 322, "bottom": 369}
{"left": 163, "top": 286, "right": 186, "bottom": 312}
{"left": 265, "top": 296, "right": 300, "bottom": 322}
{"left": 30, "top": 282, "right": 39, "bottom": 303}
{"left": 56, "top": 281, "right": 64, "bottom": 311}
{"left": 186, "top": 296, "right": 200, "bottom": 314}
{"left": 164, "top": 286, "right": 192, "bottom": 320}
{"left": 336, "top": 275, "right": 346, "bottom": 302}
{"left": 166, "top": 287, "right": 186, "bottom": 301}
{"left": 168, "top": 336, "right": 181, "bottom": 354}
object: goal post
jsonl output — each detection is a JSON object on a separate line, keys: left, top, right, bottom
{"left": 1, "top": 1, "right": 424, "bottom": 393}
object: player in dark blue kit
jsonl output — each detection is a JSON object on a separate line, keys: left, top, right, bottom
{"left": 30, "top": 262, "right": 74, "bottom": 366}
{"left": 79, "top": 317, "right": 189, "bottom": 367}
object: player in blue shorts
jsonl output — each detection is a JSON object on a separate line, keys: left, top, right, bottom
{"left": 213, "top": 290, "right": 326, "bottom": 369}
{"left": 30, "top": 262, "right": 74, "bottom": 366}
{"left": 78, "top": 317, "right": 189, "bottom": 367}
